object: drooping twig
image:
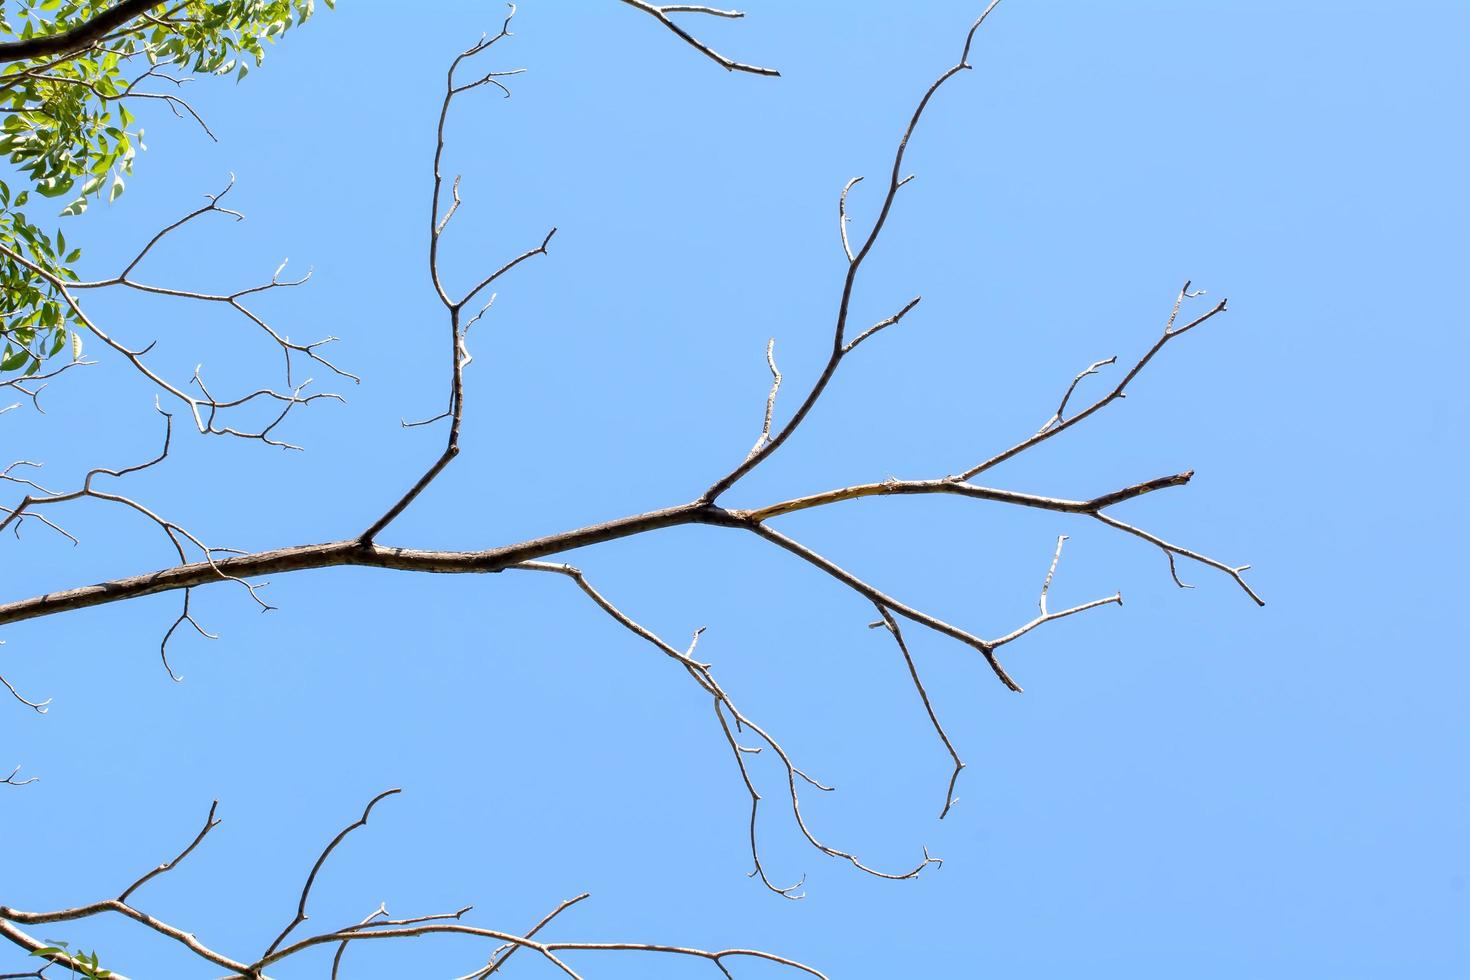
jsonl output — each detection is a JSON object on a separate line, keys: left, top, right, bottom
{"left": 870, "top": 606, "right": 965, "bottom": 819}
{"left": 511, "top": 560, "right": 936, "bottom": 896}
{"left": 1094, "top": 511, "right": 1263, "bottom": 606}
{"left": 748, "top": 521, "right": 1024, "bottom": 691}
{"left": 0, "top": 643, "right": 49, "bottom": 715}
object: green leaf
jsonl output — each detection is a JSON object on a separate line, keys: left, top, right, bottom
{"left": 34, "top": 176, "right": 74, "bottom": 198}
{"left": 2, "top": 349, "right": 32, "bottom": 372}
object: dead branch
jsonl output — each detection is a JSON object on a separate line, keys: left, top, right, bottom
{"left": 2, "top": 765, "right": 37, "bottom": 787}
{"left": 363, "top": 6, "right": 552, "bottom": 545}
{"left": 2, "top": 406, "right": 265, "bottom": 679}
{"left": 700, "top": 0, "right": 1005, "bottom": 503}
{"left": 618, "top": 0, "right": 779, "bottom": 76}
{"left": 0, "top": 178, "right": 349, "bottom": 449}
{"left": 870, "top": 606, "right": 966, "bottom": 819}
{"left": 0, "top": 792, "right": 826, "bottom": 980}
{"left": 0, "top": 0, "right": 1264, "bottom": 930}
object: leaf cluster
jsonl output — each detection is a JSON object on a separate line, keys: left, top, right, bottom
{"left": 31, "top": 939, "right": 112, "bottom": 978}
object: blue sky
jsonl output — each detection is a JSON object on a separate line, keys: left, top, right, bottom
{"left": 3, "top": 1, "right": 1467, "bottom": 976}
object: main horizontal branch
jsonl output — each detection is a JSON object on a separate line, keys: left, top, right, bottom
{"left": 0, "top": 502, "right": 736, "bottom": 627}
{"left": 0, "top": 469, "right": 1239, "bottom": 631}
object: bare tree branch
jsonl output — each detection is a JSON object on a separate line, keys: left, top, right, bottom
{"left": 0, "top": 792, "right": 827, "bottom": 980}
{"left": 0, "top": 458, "right": 1257, "bottom": 635}
{"left": 363, "top": 7, "right": 552, "bottom": 545}
{"left": 464, "top": 892, "right": 588, "bottom": 978}
{"left": 748, "top": 520, "right": 1025, "bottom": 692}
{"left": 70, "top": 176, "right": 357, "bottom": 389}
{"left": 985, "top": 535, "right": 1122, "bottom": 648}
{"left": 2, "top": 765, "right": 37, "bottom": 787}
{"left": 512, "top": 560, "right": 935, "bottom": 895}
{"left": 0, "top": 643, "right": 49, "bottom": 715}
{"left": 747, "top": 337, "right": 782, "bottom": 457}
{"left": 954, "top": 283, "right": 1229, "bottom": 481}
{"left": 0, "top": 182, "right": 348, "bottom": 449}
{"left": 261, "top": 788, "right": 402, "bottom": 958}
{"left": 618, "top": 0, "right": 779, "bottom": 76}
{"left": 117, "top": 800, "right": 221, "bottom": 904}
{"left": 0, "top": 360, "right": 93, "bottom": 414}
{"left": 3, "top": 406, "right": 269, "bottom": 678}
{"left": 701, "top": 0, "right": 1005, "bottom": 502}
{"left": 870, "top": 606, "right": 966, "bottom": 819}
{"left": 0, "top": 5, "right": 1264, "bottom": 953}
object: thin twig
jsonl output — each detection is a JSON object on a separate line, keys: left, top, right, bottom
{"left": 117, "top": 800, "right": 221, "bottom": 903}
{"left": 870, "top": 605, "right": 965, "bottom": 819}
{"left": 617, "top": 0, "right": 778, "bottom": 76}
{"left": 261, "top": 789, "right": 403, "bottom": 958}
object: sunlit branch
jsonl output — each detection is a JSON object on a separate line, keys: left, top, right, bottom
{"left": 870, "top": 606, "right": 966, "bottom": 819}
{"left": 511, "top": 560, "right": 934, "bottom": 895}
{"left": 0, "top": 790, "right": 826, "bottom": 979}
{"left": 0, "top": 0, "right": 156, "bottom": 63}
{"left": 618, "top": 0, "right": 779, "bottom": 76}
{"left": 701, "top": 0, "right": 1005, "bottom": 502}
{"left": 363, "top": 6, "right": 552, "bottom": 545}
{"left": 954, "top": 283, "right": 1229, "bottom": 481}
{"left": 0, "top": 2, "right": 1263, "bottom": 936}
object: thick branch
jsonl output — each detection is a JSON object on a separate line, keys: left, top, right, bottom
{"left": 0, "top": 0, "right": 156, "bottom": 64}
{"left": 0, "top": 464, "right": 1257, "bottom": 634}
{"left": 0, "top": 502, "right": 730, "bottom": 627}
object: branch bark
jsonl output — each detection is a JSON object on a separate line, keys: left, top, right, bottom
{"left": 0, "top": 0, "right": 156, "bottom": 64}
{"left": 1, "top": 0, "right": 1264, "bottom": 945}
